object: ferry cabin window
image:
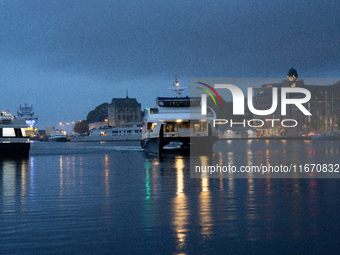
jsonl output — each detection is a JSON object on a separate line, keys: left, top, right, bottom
{"left": 21, "top": 128, "right": 27, "bottom": 137}
{"left": 3, "top": 128, "right": 16, "bottom": 137}
{"left": 193, "top": 123, "right": 207, "bottom": 132}
{"left": 147, "top": 123, "right": 157, "bottom": 132}
{"left": 165, "top": 124, "right": 177, "bottom": 132}
{"left": 158, "top": 100, "right": 196, "bottom": 107}
{"left": 100, "top": 131, "right": 107, "bottom": 136}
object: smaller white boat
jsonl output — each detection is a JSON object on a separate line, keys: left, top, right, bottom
{"left": 71, "top": 122, "right": 142, "bottom": 142}
{"left": 48, "top": 130, "right": 67, "bottom": 142}
{"left": 163, "top": 141, "right": 184, "bottom": 150}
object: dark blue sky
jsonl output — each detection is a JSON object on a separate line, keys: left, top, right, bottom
{"left": 0, "top": 0, "right": 339, "bottom": 128}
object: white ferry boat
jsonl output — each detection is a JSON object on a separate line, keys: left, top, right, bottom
{"left": 71, "top": 122, "right": 142, "bottom": 142}
{"left": 48, "top": 130, "right": 67, "bottom": 142}
{"left": 141, "top": 78, "right": 217, "bottom": 154}
{"left": 0, "top": 111, "right": 30, "bottom": 157}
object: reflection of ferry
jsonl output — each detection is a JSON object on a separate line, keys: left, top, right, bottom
{"left": 141, "top": 78, "right": 217, "bottom": 154}
{"left": 0, "top": 111, "right": 30, "bottom": 157}
{"left": 48, "top": 130, "right": 67, "bottom": 142}
{"left": 71, "top": 122, "right": 142, "bottom": 142}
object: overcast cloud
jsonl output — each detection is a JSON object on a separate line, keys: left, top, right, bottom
{"left": 0, "top": 0, "right": 339, "bottom": 127}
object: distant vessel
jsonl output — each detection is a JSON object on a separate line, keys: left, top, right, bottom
{"left": 48, "top": 130, "right": 67, "bottom": 142}
{"left": 71, "top": 122, "right": 142, "bottom": 142}
{"left": 141, "top": 77, "right": 218, "bottom": 154}
{"left": 0, "top": 110, "right": 30, "bottom": 157}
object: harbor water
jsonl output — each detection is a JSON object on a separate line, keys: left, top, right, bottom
{"left": 1, "top": 140, "right": 340, "bottom": 254}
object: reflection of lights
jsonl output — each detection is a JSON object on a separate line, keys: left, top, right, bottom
{"left": 199, "top": 178, "right": 212, "bottom": 236}
{"left": 79, "top": 156, "right": 83, "bottom": 186}
{"left": 29, "top": 157, "right": 36, "bottom": 197}
{"left": 246, "top": 177, "right": 258, "bottom": 241}
{"left": 21, "top": 159, "right": 27, "bottom": 205}
{"left": 144, "top": 162, "right": 151, "bottom": 200}
{"left": 172, "top": 157, "right": 188, "bottom": 251}
{"left": 176, "top": 158, "right": 184, "bottom": 193}
{"left": 228, "top": 152, "right": 234, "bottom": 166}
{"left": 199, "top": 156, "right": 212, "bottom": 236}
{"left": 104, "top": 154, "right": 109, "bottom": 197}
{"left": 60, "top": 156, "right": 63, "bottom": 195}
{"left": 3, "top": 160, "right": 16, "bottom": 212}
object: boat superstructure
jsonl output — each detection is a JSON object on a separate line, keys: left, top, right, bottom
{"left": 48, "top": 130, "right": 67, "bottom": 142}
{"left": 141, "top": 78, "right": 217, "bottom": 154}
{"left": 17, "top": 103, "right": 38, "bottom": 137}
{"left": 0, "top": 111, "right": 30, "bottom": 157}
{"left": 71, "top": 122, "right": 142, "bottom": 142}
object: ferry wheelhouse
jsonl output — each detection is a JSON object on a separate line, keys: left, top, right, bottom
{"left": 141, "top": 80, "right": 217, "bottom": 154}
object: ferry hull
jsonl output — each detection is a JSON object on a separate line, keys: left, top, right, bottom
{"left": 0, "top": 143, "right": 30, "bottom": 158}
{"left": 48, "top": 137, "right": 68, "bottom": 142}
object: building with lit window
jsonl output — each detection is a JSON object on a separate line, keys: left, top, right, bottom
{"left": 252, "top": 68, "right": 340, "bottom": 136}
{"left": 108, "top": 96, "right": 141, "bottom": 127}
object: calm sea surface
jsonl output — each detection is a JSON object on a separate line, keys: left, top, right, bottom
{"left": 1, "top": 140, "right": 340, "bottom": 254}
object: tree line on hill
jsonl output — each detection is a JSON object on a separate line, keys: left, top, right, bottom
{"left": 74, "top": 103, "right": 108, "bottom": 134}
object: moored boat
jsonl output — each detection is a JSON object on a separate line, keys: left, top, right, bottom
{"left": 0, "top": 111, "right": 30, "bottom": 158}
{"left": 71, "top": 122, "right": 142, "bottom": 142}
{"left": 48, "top": 130, "right": 67, "bottom": 142}
{"left": 141, "top": 78, "right": 218, "bottom": 154}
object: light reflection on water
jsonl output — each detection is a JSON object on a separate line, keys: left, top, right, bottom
{"left": 172, "top": 157, "right": 189, "bottom": 251}
{"left": 0, "top": 141, "right": 340, "bottom": 254}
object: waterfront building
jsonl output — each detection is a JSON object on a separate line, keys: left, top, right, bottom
{"left": 108, "top": 95, "right": 141, "bottom": 127}
{"left": 252, "top": 68, "right": 340, "bottom": 136}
